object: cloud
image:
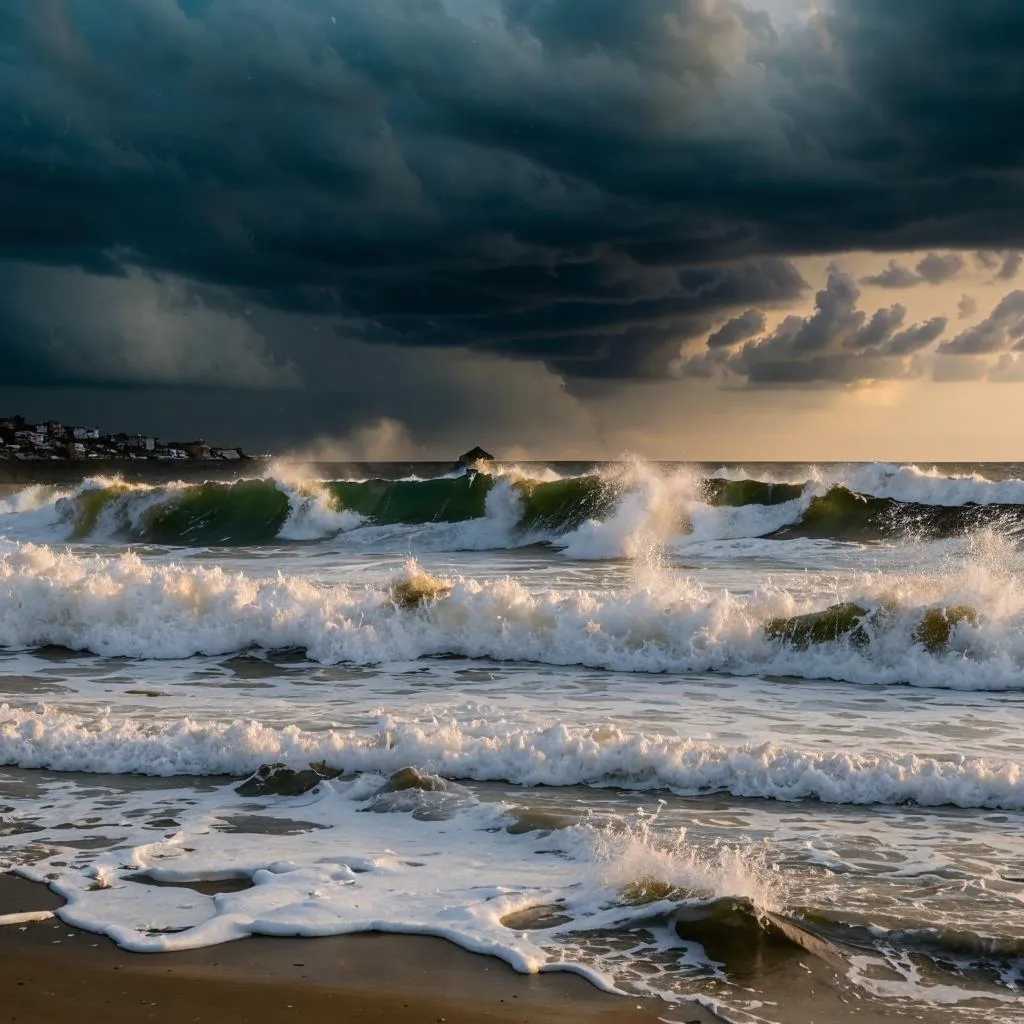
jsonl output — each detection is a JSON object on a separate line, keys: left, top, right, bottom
{"left": 958, "top": 294, "right": 978, "bottom": 319}
{"left": 914, "top": 252, "right": 965, "bottom": 285}
{"left": 3, "top": 0, "right": 1024, "bottom": 439}
{"left": 998, "top": 253, "right": 1023, "bottom": 281}
{"left": 844, "top": 304, "right": 906, "bottom": 349}
{"left": 988, "top": 353, "right": 1024, "bottom": 382}
{"left": 706, "top": 308, "right": 767, "bottom": 348}
{"left": 932, "top": 356, "right": 989, "bottom": 383}
{"left": 886, "top": 317, "right": 948, "bottom": 356}
{"left": 677, "top": 266, "right": 948, "bottom": 385}
{"left": 938, "top": 291, "right": 1024, "bottom": 355}
{"left": 726, "top": 267, "right": 869, "bottom": 382}
{"left": 0, "top": 263, "right": 300, "bottom": 389}
{"left": 861, "top": 262, "right": 921, "bottom": 289}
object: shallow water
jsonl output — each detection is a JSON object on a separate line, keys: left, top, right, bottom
{"left": 1, "top": 461, "right": 1023, "bottom": 1022}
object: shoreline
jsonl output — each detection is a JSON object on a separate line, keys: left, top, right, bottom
{"left": 0, "top": 874, "right": 712, "bottom": 1024}
{"left": 0, "top": 873, "right": 942, "bottom": 1024}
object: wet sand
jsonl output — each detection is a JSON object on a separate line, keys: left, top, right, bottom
{"left": 0, "top": 874, "right": 716, "bottom": 1024}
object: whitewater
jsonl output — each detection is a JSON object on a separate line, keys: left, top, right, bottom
{"left": 1, "top": 460, "right": 1023, "bottom": 1023}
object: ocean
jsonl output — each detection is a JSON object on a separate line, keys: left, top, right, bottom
{"left": 0, "top": 461, "right": 1022, "bottom": 1022}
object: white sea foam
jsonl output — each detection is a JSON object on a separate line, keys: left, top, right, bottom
{"left": 556, "top": 465, "right": 698, "bottom": 560}
{"left": 0, "top": 484, "right": 67, "bottom": 517}
{"left": 1, "top": 704, "right": 1020, "bottom": 808}
{"left": 277, "top": 482, "right": 364, "bottom": 540}
{"left": 0, "top": 484, "right": 71, "bottom": 540}
{"left": 685, "top": 495, "right": 809, "bottom": 542}
{"left": 838, "top": 463, "right": 1024, "bottom": 506}
{"left": 0, "top": 750, "right": 774, "bottom": 987}
{"left": 3, "top": 541, "right": 1024, "bottom": 688}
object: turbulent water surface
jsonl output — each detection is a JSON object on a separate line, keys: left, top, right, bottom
{"left": 1, "top": 461, "right": 1023, "bottom": 1022}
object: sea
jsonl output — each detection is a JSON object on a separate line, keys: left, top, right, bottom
{"left": 0, "top": 460, "right": 1022, "bottom": 1023}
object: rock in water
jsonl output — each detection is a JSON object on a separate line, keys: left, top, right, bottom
{"left": 457, "top": 446, "right": 494, "bottom": 468}
{"left": 765, "top": 603, "right": 871, "bottom": 649}
{"left": 390, "top": 563, "right": 452, "bottom": 608}
{"left": 236, "top": 762, "right": 340, "bottom": 797}
{"left": 380, "top": 766, "right": 449, "bottom": 793}
{"left": 912, "top": 605, "right": 978, "bottom": 653}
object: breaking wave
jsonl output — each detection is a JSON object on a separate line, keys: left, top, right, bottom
{"left": 3, "top": 539, "right": 1024, "bottom": 689}
{"left": 0, "top": 705, "right": 1021, "bottom": 808}
{"left": 5, "top": 461, "right": 1024, "bottom": 550}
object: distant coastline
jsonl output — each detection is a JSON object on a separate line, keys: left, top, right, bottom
{"left": 0, "top": 413, "right": 262, "bottom": 470}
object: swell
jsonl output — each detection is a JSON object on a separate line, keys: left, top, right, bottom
{"left": 0, "top": 474, "right": 620, "bottom": 547}
{"left": 5, "top": 465, "right": 1024, "bottom": 548}
{"left": 770, "top": 486, "right": 1024, "bottom": 542}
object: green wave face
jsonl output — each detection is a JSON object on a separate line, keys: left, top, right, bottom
{"left": 55, "top": 473, "right": 623, "bottom": 545}
{"left": 49, "top": 473, "right": 1024, "bottom": 546}
{"left": 765, "top": 601, "right": 981, "bottom": 653}
{"left": 703, "top": 479, "right": 805, "bottom": 507}
{"left": 139, "top": 479, "right": 292, "bottom": 545}
{"left": 69, "top": 483, "right": 133, "bottom": 539}
{"left": 771, "top": 486, "right": 1024, "bottom": 541}
{"left": 515, "top": 475, "right": 618, "bottom": 531}
{"left": 61, "top": 479, "right": 291, "bottom": 545}
{"left": 327, "top": 475, "right": 618, "bottom": 532}
{"left": 327, "top": 476, "right": 492, "bottom": 524}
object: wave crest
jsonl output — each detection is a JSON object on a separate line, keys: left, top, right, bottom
{"left": 6, "top": 462, "right": 1024, "bottom": 550}
{"left": 3, "top": 541, "right": 1024, "bottom": 688}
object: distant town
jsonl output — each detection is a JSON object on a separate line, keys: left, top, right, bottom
{"left": 0, "top": 414, "right": 260, "bottom": 463}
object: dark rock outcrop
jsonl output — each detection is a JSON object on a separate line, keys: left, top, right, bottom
{"left": 236, "top": 761, "right": 340, "bottom": 797}
{"left": 379, "top": 767, "right": 449, "bottom": 793}
{"left": 765, "top": 603, "right": 871, "bottom": 649}
{"left": 457, "top": 446, "right": 494, "bottom": 468}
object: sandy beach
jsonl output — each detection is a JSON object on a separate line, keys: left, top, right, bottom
{"left": 0, "top": 874, "right": 713, "bottom": 1024}
{"left": 0, "top": 873, "right": 952, "bottom": 1024}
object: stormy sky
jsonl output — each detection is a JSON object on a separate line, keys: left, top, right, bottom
{"left": 3, "top": 0, "right": 1024, "bottom": 458}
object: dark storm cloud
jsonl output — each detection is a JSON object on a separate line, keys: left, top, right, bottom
{"left": 0, "top": 262, "right": 299, "bottom": 389}
{"left": 863, "top": 253, "right": 965, "bottom": 289}
{"left": 3, "top": 0, "right": 1024, "bottom": 402}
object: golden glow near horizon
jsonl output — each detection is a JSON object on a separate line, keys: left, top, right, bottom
{"left": 621, "top": 248, "right": 1024, "bottom": 462}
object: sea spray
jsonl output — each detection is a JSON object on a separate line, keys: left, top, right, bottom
{"left": 277, "top": 480, "right": 364, "bottom": 540}
{"left": 556, "top": 462, "right": 697, "bottom": 562}
{"left": 7, "top": 463, "right": 1024, "bottom": 548}
{"left": 581, "top": 804, "right": 779, "bottom": 913}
